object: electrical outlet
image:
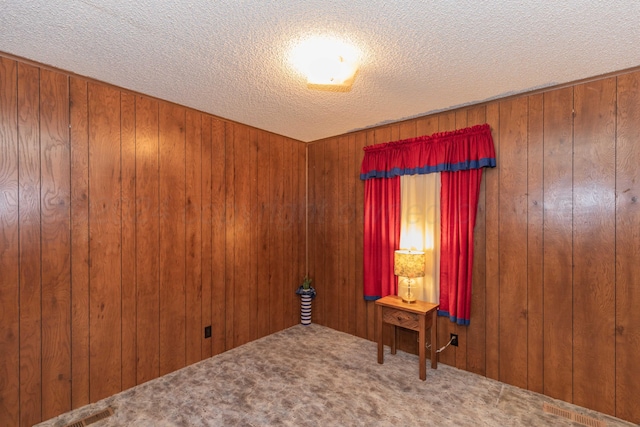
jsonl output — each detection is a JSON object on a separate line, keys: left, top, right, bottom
{"left": 204, "top": 325, "right": 212, "bottom": 339}
{"left": 450, "top": 333, "right": 458, "bottom": 347}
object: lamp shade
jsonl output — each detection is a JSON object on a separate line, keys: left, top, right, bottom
{"left": 394, "top": 250, "right": 426, "bottom": 278}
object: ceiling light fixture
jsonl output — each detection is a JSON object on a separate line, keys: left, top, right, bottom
{"left": 289, "top": 35, "right": 361, "bottom": 91}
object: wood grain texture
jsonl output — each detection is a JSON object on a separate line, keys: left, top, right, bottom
{"left": 354, "top": 132, "right": 367, "bottom": 339}
{"left": 572, "top": 78, "right": 616, "bottom": 414}
{"left": 526, "top": 94, "right": 544, "bottom": 394}
{"left": 200, "top": 116, "right": 213, "bottom": 358}
{"left": 497, "top": 97, "right": 529, "bottom": 389}
{"left": 224, "top": 123, "right": 235, "bottom": 349}
{"left": 88, "top": 82, "right": 122, "bottom": 402}
{"left": 256, "top": 130, "right": 271, "bottom": 337}
{"left": 185, "top": 110, "right": 203, "bottom": 364}
{"left": 466, "top": 105, "right": 487, "bottom": 376}
{"left": 345, "top": 135, "right": 357, "bottom": 335}
{"left": 399, "top": 121, "right": 416, "bottom": 140}
{"left": 135, "top": 95, "right": 160, "bottom": 384}
{"left": 120, "top": 91, "right": 137, "bottom": 391}
{"left": 616, "top": 70, "right": 640, "bottom": 424}
{"left": 40, "top": 68, "right": 72, "bottom": 420}
{"left": 0, "top": 56, "right": 20, "bottom": 426}
{"left": 484, "top": 102, "right": 500, "bottom": 381}
{"left": 298, "top": 142, "right": 307, "bottom": 324}
{"left": 269, "top": 134, "right": 285, "bottom": 334}
{"left": 69, "top": 77, "right": 90, "bottom": 409}
{"left": 158, "top": 102, "right": 186, "bottom": 375}
{"left": 233, "top": 124, "right": 251, "bottom": 347}
{"left": 3, "top": 54, "right": 312, "bottom": 425}
{"left": 308, "top": 141, "right": 324, "bottom": 326}
{"left": 18, "top": 62, "right": 43, "bottom": 427}
{"left": 324, "top": 137, "right": 340, "bottom": 331}
{"left": 282, "top": 138, "right": 300, "bottom": 328}
{"left": 336, "top": 136, "right": 348, "bottom": 332}
{"left": 542, "top": 87, "right": 574, "bottom": 403}
{"left": 210, "top": 118, "right": 226, "bottom": 355}
{"left": 249, "top": 129, "right": 261, "bottom": 339}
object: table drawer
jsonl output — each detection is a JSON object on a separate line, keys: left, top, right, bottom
{"left": 382, "top": 307, "right": 420, "bottom": 330}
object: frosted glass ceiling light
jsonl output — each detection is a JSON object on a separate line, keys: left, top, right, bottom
{"left": 289, "top": 35, "right": 361, "bottom": 90}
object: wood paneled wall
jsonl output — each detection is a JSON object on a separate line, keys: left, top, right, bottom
{"left": 308, "top": 70, "right": 640, "bottom": 424}
{"left": 0, "top": 55, "right": 305, "bottom": 426}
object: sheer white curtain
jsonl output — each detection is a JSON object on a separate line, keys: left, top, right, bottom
{"left": 399, "top": 173, "right": 440, "bottom": 303}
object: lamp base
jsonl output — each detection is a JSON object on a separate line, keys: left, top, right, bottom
{"left": 402, "top": 294, "right": 417, "bottom": 304}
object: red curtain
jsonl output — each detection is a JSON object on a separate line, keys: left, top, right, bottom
{"left": 361, "top": 124, "right": 495, "bottom": 324}
{"left": 438, "top": 169, "right": 483, "bottom": 325}
{"left": 361, "top": 124, "right": 495, "bottom": 179}
{"left": 363, "top": 176, "right": 401, "bottom": 300}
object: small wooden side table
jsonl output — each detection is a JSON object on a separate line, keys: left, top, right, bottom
{"left": 376, "top": 295, "right": 439, "bottom": 380}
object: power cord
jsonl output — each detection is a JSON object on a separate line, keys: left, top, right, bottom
{"left": 425, "top": 336, "right": 454, "bottom": 353}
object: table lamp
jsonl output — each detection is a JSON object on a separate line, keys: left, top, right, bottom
{"left": 394, "top": 250, "right": 426, "bottom": 304}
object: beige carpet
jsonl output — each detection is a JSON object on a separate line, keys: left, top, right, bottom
{"left": 37, "top": 324, "right": 635, "bottom": 426}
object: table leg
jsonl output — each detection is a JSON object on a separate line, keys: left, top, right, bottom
{"left": 377, "top": 304, "right": 383, "bottom": 364}
{"left": 430, "top": 309, "right": 437, "bottom": 369}
{"left": 391, "top": 325, "right": 397, "bottom": 355}
{"left": 419, "top": 314, "right": 426, "bottom": 380}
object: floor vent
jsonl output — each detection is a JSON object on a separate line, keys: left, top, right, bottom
{"left": 543, "top": 403, "right": 606, "bottom": 427}
{"left": 64, "top": 407, "right": 114, "bottom": 427}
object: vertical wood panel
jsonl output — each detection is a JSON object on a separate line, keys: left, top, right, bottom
{"left": 399, "top": 121, "right": 416, "bottom": 140}
{"left": 542, "top": 87, "right": 574, "bottom": 403}
{"left": 120, "top": 92, "right": 137, "bottom": 391}
{"left": 616, "top": 70, "right": 640, "bottom": 424}
{"left": 572, "top": 78, "right": 616, "bottom": 414}
{"left": 233, "top": 125, "right": 251, "bottom": 347}
{"left": 298, "top": 142, "right": 307, "bottom": 324}
{"left": 308, "top": 141, "right": 324, "bottom": 326}
{"left": 0, "top": 56, "right": 20, "bottom": 426}
{"left": 158, "top": 102, "right": 186, "bottom": 375}
{"left": 498, "top": 98, "right": 529, "bottom": 389}
{"left": 283, "top": 138, "right": 297, "bottom": 328}
{"left": 211, "top": 119, "right": 226, "bottom": 355}
{"left": 336, "top": 136, "right": 349, "bottom": 331}
{"left": 269, "top": 134, "right": 285, "bottom": 333}
{"left": 40, "top": 68, "right": 72, "bottom": 420}
{"left": 354, "top": 132, "right": 367, "bottom": 339}
{"left": 135, "top": 95, "right": 160, "bottom": 384}
{"left": 69, "top": 77, "right": 90, "bottom": 408}
{"left": 467, "top": 105, "right": 487, "bottom": 376}
{"left": 200, "top": 116, "right": 213, "bottom": 358}
{"left": 484, "top": 102, "right": 501, "bottom": 381}
{"left": 256, "top": 131, "right": 271, "bottom": 336}
{"left": 416, "top": 116, "right": 439, "bottom": 137}
{"left": 389, "top": 124, "right": 400, "bottom": 141}
{"left": 249, "top": 130, "right": 260, "bottom": 338}
{"left": 345, "top": 135, "right": 357, "bottom": 335}
{"left": 88, "top": 82, "right": 122, "bottom": 402}
{"left": 185, "top": 110, "right": 202, "bottom": 364}
{"left": 18, "top": 62, "right": 42, "bottom": 427}
{"left": 224, "top": 123, "right": 235, "bottom": 349}
{"left": 526, "top": 94, "right": 544, "bottom": 393}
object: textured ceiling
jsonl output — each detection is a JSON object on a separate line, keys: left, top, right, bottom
{"left": 1, "top": 1, "right": 640, "bottom": 142}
